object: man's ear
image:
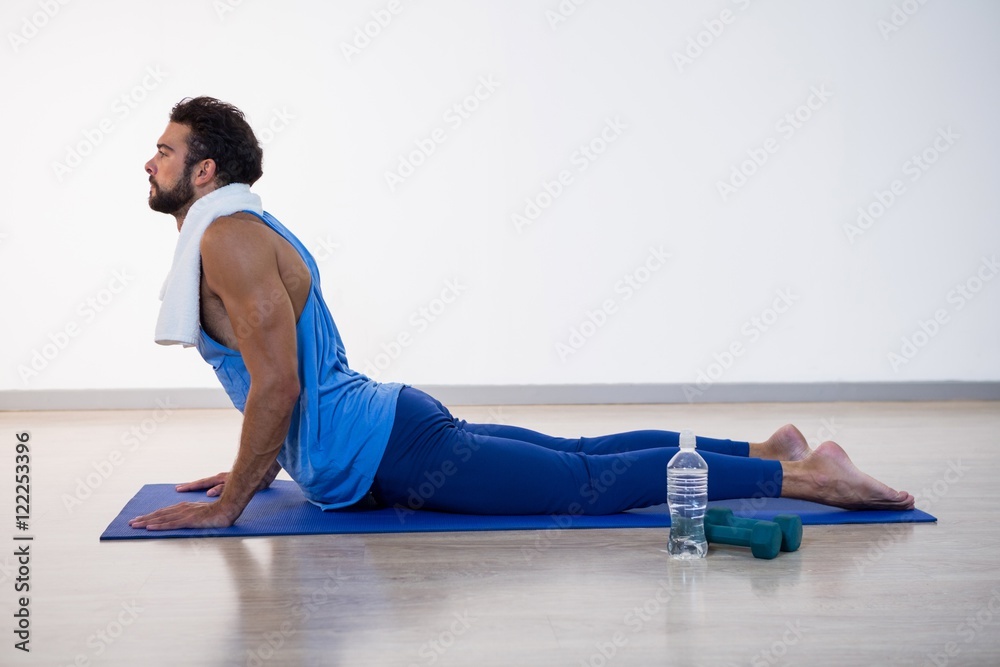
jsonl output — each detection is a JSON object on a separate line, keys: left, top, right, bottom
{"left": 193, "top": 158, "right": 218, "bottom": 187}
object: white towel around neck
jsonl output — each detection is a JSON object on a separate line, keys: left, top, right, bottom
{"left": 154, "top": 183, "right": 263, "bottom": 347}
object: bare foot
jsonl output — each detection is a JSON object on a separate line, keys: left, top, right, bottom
{"left": 749, "top": 424, "right": 812, "bottom": 461}
{"left": 780, "top": 441, "right": 915, "bottom": 510}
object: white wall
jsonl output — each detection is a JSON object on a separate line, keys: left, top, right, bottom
{"left": 1, "top": 0, "right": 998, "bottom": 394}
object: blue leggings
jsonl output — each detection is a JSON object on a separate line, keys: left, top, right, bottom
{"left": 371, "top": 387, "right": 783, "bottom": 515}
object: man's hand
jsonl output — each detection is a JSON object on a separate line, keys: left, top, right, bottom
{"left": 176, "top": 472, "right": 229, "bottom": 497}
{"left": 175, "top": 461, "right": 282, "bottom": 498}
{"left": 127, "top": 500, "right": 237, "bottom": 531}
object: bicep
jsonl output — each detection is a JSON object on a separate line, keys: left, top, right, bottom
{"left": 202, "top": 228, "right": 299, "bottom": 386}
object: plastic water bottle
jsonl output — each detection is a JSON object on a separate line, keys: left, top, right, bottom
{"left": 667, "top": 429, "right": 708, "bottom": 559}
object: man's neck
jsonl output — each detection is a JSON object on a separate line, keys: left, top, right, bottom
{"left": 173, "top": 184, "right": 218, "bottom": 232}
{"left": 173, "top": 204, "right": 192, "bottom": 232}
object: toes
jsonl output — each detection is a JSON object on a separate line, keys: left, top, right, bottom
{"left": 881, "top": 490, "right": 914, "bottom": 509}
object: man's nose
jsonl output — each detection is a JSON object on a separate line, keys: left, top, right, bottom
{"left": 145, "top": 159, "right": 155, "bottom": 176}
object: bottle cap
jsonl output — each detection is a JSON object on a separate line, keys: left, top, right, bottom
{"left": 679, "top": 429, "right": 696, "bottom": 449}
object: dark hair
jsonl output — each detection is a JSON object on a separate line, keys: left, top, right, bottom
{"left": 169, "top": 96, "right": 263, "bottom": 187}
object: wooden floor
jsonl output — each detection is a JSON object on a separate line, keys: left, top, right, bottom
{"left": 1, "top": 401, "right": 998, "bottom": 666}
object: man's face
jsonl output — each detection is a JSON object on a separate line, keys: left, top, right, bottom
{"left": 145, "top": 122, "right": 195, "bottom": 215}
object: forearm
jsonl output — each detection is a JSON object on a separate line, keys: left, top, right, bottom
{"left": 216, "top": 386, "right": 296, "bottom": 521}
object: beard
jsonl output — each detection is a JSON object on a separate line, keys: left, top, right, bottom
{"left": 148, "top": 164, "right": 195, "bottom": 214}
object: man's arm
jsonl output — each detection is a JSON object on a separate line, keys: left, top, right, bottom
{"left": 129, "top": 218, "right": 299, "bottom": 530}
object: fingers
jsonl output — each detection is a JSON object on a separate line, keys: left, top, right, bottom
{"left": 175, "top": 472, "right": 228, "bottom": 493}
{"left": 175, "top": 479, "right": 213, "bottom": 492}
{"left": 206, "top": 483, "right": 225, "bottom": 497}
{"left": 129, "top": 502, "right": 195, "bottom": 529}
{"left": 128, "top": 501, "right": 229, "bottom": 530}
{"left": 131, "top": 514, "right": 182, "bottom": 530}
{"left": 144, "top": 516, "right": 194, "bottom": 531}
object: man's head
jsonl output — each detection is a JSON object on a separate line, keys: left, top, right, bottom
{"left": 145, "top": 97, "right": 263, "bottom": 216}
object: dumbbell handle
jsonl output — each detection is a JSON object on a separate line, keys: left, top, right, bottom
{"left": 705, "top": 523, "right": 755, "bottom": 546}
{"left": 726, "top": 515, "right": 776, "bottom": 531}
{"left": 705, "top": 521, "right": 782, "bottom": 559}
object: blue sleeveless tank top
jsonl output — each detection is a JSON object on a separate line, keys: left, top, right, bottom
{"left": 195, "top": 210, "right": 403, "bottom": 510}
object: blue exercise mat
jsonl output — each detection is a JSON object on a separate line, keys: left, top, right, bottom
{"left": 100, "top": 480, "right": 936, "bottom": 540}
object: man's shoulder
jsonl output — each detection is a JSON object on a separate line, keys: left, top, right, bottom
{"left": 203, "top": 211, "right": 267, "bottom": 236}
{"left": 200, "top": 215, "right": 279, "bottom": 279}
{"left": 201, "top": 212, "right": 273, "bottom": 252}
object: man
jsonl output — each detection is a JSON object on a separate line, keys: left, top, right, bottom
{"left": 130, "top": 97, "right": 403, "bottom": 530}
{"left": 130, "top": 97, "right": 913, "bottom": 531}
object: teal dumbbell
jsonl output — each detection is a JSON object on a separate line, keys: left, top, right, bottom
{"left": 704, "top": 516, "right": 782, "bottom": 559}
{"left": 705, "top": 507, "right": 802, "bottom": 553}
